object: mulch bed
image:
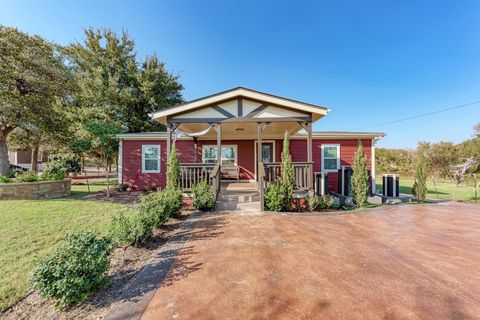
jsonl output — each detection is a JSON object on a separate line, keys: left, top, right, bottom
{"left": 1, "top": 213, "right": 191, "bottom": 320}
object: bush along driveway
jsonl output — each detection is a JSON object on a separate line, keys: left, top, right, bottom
{"left": 129, "top": 202, "right": 480, "bottom": 320}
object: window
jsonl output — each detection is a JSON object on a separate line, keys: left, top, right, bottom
{"left": 142, "top": 145, "right": 161, "bottom": 173}
{"left": 202, "top": 145, "right": 237, "bottom": 165}
{"left": 322, "top": 144, "right": 340, "bottom": 172}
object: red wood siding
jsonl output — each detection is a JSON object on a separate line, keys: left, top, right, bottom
{"left": 121, "top": 138, "right": 373, "bottom": 191}
{"left": 309, "top": 139, "right": 372, "bottom": 193}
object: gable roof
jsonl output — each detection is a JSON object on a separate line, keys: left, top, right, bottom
{"left": 150, "top": 87, "right": 330, "bottom": 124}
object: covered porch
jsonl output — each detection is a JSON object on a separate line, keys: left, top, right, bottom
{"left": 150, "top": 87, "right": 329, "bottom": 210}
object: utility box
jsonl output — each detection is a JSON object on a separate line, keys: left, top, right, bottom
{"left": 382, "top": 174, "right": 400, "bottom": 197}
{"left": 315, "top": 172, "right": 329, "bottom": 196}
{"left": 338, "top": 166, "right": 353, "bottom": 196}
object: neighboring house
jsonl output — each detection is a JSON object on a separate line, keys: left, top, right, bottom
{"left": 8, "top": 149, "right": 48, "bottom": 171}
{"left": 117, "top": 87, "right": 384, "bottom": 197}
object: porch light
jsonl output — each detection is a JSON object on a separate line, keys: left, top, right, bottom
{"left": 235, "top": 128, "right": 245, "bottom": 132}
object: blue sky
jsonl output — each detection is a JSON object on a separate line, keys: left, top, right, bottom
{"left": 2, "top": 0, "right": 480, "bottom": 148}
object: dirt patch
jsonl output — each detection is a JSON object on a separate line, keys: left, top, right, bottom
{"left": 82, "top": 190, "right": 143, "bottom": 205}
{"left": 1, "top": 214, "right": 190, "bottom": 320}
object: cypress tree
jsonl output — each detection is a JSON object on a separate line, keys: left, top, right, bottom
{"left": 167, "top": 142, "right": 181, "bottom": 189}
{"left": 351, "top": 143, "right": 370, "bottom": 207}
{"left": 412, "top": 155, "right": 428, "bottom": 201}
{"left": 280, "top": 131, "right": 295, "bottom": 210}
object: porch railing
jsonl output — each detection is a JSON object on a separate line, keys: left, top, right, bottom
{"left": 263, "top": 162, "right": 314, "bottom": 191}
{"left": 179, "top": 163, "right": 221, "bottom": 198}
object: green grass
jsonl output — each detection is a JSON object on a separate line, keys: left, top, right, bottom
{"left": 0, "top": 180, "right": 136, "bottom": 312}
{"left": 376, "top": 176, "right": 480, "bottom": 203}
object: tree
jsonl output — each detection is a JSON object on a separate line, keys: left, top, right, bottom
{"left": 351, "top": 142, "right": 370, "bottom": 207}
{"left": 166, "top": 142, "right": 181, "bottom": 189}
{"left": 474, "top": 122, "right": 480, "bottom": 138}
{"left": 0, "top": 26, "right": 73, "bottom": 176}
{"left": 65, "top": 28, "right": 183, "bottom": 134}
{"left": 82, "top": 120, "right": 122, "bottom": 197}
{"left": 412, "top": 153, "right": 428, "bottom": 201}
{"left": 280, "top": 131, "right": 295, "bottom": 210}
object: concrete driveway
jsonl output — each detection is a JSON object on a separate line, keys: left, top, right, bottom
{"left": 139, "top": 202, "right": 480, "bottom": 320}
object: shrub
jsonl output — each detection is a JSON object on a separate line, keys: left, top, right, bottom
{"left": 46, "top": 154, "right": 81, "bottom": 175}
{"left": 116, "top": 183, "right": 128, "bottom": 191}
{"left": 280, "top": 132, "right": 295, "bottom": 210}
{"left": 139, "top": 191, "right": 168, "bottom": 227}
{"left": 164, "top": 187, "right": 183, "bottom": 218}
{"left": 41, "top": 169, "right": 66, "bottom": 181}
{"left": 306, "top": 194, "right": 320, "bottom": 211}
{"left": 318, "top": 194, "right": 335, "bottom": 211}
{"left": 265, "top": 182, "right": 285, "bottom": 212}
{"left": 15, "top": 171, "right": 39, "bottom": 182}
{"left": 192, "top": 180, "right": 215, "bottom": 211}
{"left": 166, "top": 143, "right": 181, "bottom": 189}
{"left": 109, "top": 211, "right": 155, "bottom": 247}
{"left": 31, "top": 231, "right": 112, "bottom": 309}
{"left": 351, "top": 143, "right": 370, "bottom": 207}
{"left": 0, "top": 176, "right": 12, "bottom": 183}
{"left": 412, "top": 155, "right": 428, "bottom": 201}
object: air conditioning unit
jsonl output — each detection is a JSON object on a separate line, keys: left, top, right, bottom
{"left": 338, "top": 166, "right": 353, "bottom": 196}
{"left": 315, "top": 172, "right": 329, "bottom": 196}
{"left": 382, "top": 174, "right": 399, "bottom": 197}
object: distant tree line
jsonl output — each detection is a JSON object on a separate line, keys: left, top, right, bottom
{"left": 376, "top": 124, "right": 480, "bottom": 179}
{"left": 0, "top": 26, "right": 183, "bottom": 177}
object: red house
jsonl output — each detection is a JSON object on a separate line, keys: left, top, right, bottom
{"left": 117, "top": 87, "right": 384, "bottom": 209}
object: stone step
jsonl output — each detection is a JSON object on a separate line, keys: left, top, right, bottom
{"left": 217, "top": 194, "right": 260, "bottom": 202}
{"left": 215, "top": 200, "right": 261, "bottom": 212}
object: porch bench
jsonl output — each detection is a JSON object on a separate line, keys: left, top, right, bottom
{"left": 221, "top": 165, "right": 240, "bottom": 181}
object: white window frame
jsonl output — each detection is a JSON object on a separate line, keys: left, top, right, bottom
{"left": 142, "top": 145, "right": 161, "bottom": 173}
{"left": 321, "top": 144, "right": 340, "bottom": 173}
{"left": 202, "top": 145, "right": 238, "bottom": 165}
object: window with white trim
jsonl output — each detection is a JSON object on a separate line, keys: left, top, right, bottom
{"left": 202, "top": 145, "right": 237, "bottom": 165}
{"left": 322, "top": 144, "right": 340, "bottom": 172}
{"left": 142, "top": 145, "right": 161, "bottom": 173}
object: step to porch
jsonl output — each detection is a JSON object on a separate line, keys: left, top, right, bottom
{"left": 215, "top": 181, "right": 261, "bottom": 212}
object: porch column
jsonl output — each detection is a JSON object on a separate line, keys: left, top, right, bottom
{"left": 216, "top": 123, "right": 221, "bottom": 164}
{"left": 307, "top": 121, "right": 313, "bottom": 190}
{"left": 166, "top": 121, "right": 171, "bottom": 159}
{"left": 257, "top": 122, "right": 264, "bottom": 211}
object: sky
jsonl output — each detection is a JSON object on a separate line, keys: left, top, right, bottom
{"left": 1, "top": 0, "right": 480, "bottom": 148}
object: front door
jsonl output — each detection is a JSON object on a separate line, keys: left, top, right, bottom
{"left": 255, "top": 142, "right": 274, "bottom": 180}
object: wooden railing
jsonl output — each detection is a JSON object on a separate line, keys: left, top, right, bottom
{"left": 179, "top": 163, "right": 221, "bottom": 198}
{"left": 263, "top": 162, "right": 314, "bottom": 191}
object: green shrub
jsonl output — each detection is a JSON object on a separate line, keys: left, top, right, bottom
{"left": 109, "top": 211, "right": 155, "bottom": 246}
{"left": 351, "top": 143, "right": 370, "bottom": 207}
{"left": 31, "top": 231, "right": 112, "bottom": 309}
{"left": 412, "top": 155, "right": 428, "bottom": 201}
{"left": 306, "top": 194, "right": 320, "bottom": 211}
{"left": 318, "top": 194, "right": 335, "bottom": 211}
{"left": 116, "top": 183, "right": 128, "bottom": 191}
{"left": 46, "top": 154, "right": 81, "bottom": 175}
{"left": 307, "top": 194, "right": 335, "bottom": 211}
{"left": 15, "top": 171, "right": 39, "bottom": 182}
{"left": 280, "top": 132, "right": 295, "bottom": 210}
{"left": 139, "top": 191, "right": 168, "bottom": 227}
{"left": 164, "top": 187, "right": 183, "bottom": 218}
{"left": 41, "top": 169, "right": 66, "bottom": 181}
{"left": 192, "top": 180, "right": 215, "bottom": 211}
{"left": 0, "top": 176, "right": 12, "bottom": 183}
{"left": 265, "top": 182, "right": 285, "bottom": 212}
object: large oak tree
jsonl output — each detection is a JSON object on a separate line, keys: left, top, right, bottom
{"left": 0, "top": 26, "right": 74, "bottom": 176}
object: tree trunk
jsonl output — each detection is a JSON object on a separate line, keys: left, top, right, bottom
{"left": 31, "top": 147, "right": 39, "bottom": 173}
{"left": 0, "top": 130, "right": 11, "bottom": 177}
{"left": 81, "top": 155, "right": 86, "bottom": 174}
{"left": 106, "top": 167, "right": 110, "bottom": 197}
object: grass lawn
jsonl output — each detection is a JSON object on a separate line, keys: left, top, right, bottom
{"left": 376, "top": 176, "right": 479, "bottom": 203}
{"left": 0, "top": 180, "right": 136, "bottom": 312}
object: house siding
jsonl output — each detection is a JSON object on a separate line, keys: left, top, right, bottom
{"left": 121, "top": 138, "right": 373, "bottom": 191}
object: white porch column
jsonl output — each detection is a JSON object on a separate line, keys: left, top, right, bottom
{"left": 371, "top": 139, "right": 376, "bottom": 194}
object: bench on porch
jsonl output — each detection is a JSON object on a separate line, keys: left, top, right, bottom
{"left": 221, "top": 165, "right": 240, "bottom": 181}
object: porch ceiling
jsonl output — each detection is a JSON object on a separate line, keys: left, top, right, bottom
{"left": 177, "top": 121, "right": 303, "bottom": 140}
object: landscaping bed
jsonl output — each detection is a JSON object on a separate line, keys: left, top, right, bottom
{"left": 1, "top": 217, "right": 189, "bottom": 320}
